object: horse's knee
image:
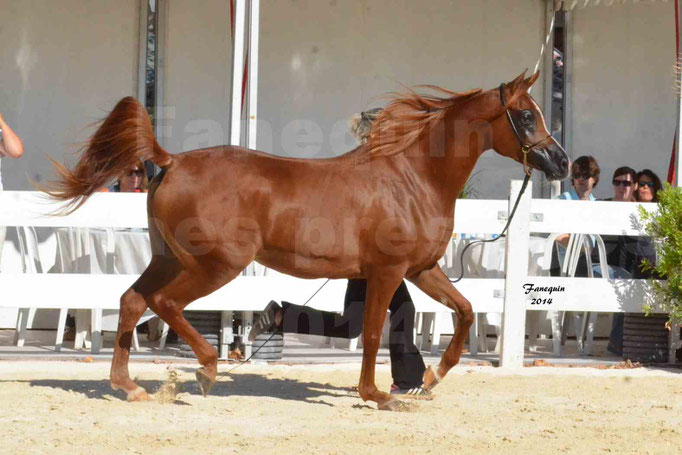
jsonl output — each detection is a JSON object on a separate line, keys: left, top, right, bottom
{"left": 148, "top": 292, "right": 175, "bottom": 318}
{"left": 458, "top": 301, "right": 474, "bottom": 328}
{"left": 120, "top": 289, "right": 147, "bottom": 319}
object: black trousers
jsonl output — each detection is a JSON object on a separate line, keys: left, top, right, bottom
{"left": 280, "top": 279, "right": 426, "bottom": 389}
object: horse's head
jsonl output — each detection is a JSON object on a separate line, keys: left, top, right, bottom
{"left": 491, "top": 71, "right": 569, "bottom": 181}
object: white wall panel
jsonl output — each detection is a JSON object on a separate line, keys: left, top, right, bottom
{"left": 571, "top": 2, "right": 675, "bottom": 199}
{"left": 0, "top": 0, "right": 140, "bottom": 191}
{"left": 162, "top": 0, "right": 547, "bottom": 198}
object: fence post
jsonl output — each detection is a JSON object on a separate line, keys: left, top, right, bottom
{"left": 499, "top": 180, "right": 532, "bottom": 368}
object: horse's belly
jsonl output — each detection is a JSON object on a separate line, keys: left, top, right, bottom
{"left": 255, "top": 250, "right": 362, "bottom": 279}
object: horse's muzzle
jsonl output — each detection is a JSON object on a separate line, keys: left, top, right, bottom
{"left": 529, "top": 144, "right": 569, "bottom": 181}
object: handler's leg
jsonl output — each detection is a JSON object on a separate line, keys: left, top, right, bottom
{"left": 257, "top": 279, "right": 367, "bottom": 339}
{"left": 408, "top": 266, "right": 473, "bottom": 391}
{"left": 388, "top": 282, "right": 426, "bottom": 390}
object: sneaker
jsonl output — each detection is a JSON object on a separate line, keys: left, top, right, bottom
{"left": 390, "top": 383, "right": 431, "bottom": 396}
{"left": 248, "top": 300, "right": 282, "bottom": 342}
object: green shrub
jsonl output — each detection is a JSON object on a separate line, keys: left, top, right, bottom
{"left": 638, "top": 183, "right": 682, "bottom": 325}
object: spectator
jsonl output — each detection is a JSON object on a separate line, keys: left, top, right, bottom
{"left": 557, "top": 155, "right": 600, "bottom": 201}
{"left": 114, "top": 161, "right": 148, "bottom": 193}
{"left": 632, "top": 170, "right": 659, "bottom": 281}
{"left": 605, "top": 166, "right": 638, "bottom": 202}
{"left": 554, "top": 155, "right": 600, "bottom": 252}
{"left": 635, "top": 169, "right": 662, "bottom": 203}
{"left": 597, "top": 168, "right": 660, "bottom": 356}
{"left": 0, "top": 112, "right": 25, "bottom": 271}
{"left": 594, "top": 167, "right": 639, "bottom": 355}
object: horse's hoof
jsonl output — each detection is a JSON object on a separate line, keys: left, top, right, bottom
{"left": 378, "top": 398, "right": 402, "bottom": 412}
{"left": 127, "top": 387, "right": 152, "bottom": 402}
{"left": 195, "top": 368, "right": 216, "bottom": 397}
{"left": 423, "top": 366, "right": 441, "bottom": 391}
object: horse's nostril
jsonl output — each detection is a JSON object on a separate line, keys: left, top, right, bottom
{"left": 560, "top": 156, "right": 569, "bottom": 171}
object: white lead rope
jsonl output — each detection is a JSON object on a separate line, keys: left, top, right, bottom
{"left": 530, "top": 6, "right": 557, "bottom": 95}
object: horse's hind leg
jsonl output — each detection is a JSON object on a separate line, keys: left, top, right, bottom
{"left": 408, "top": 266, "right": 474, "bottom": 391}
{"left": 110, "top": 288, "right": 151, "bottom": 400}
{"left": 110, "top": 255, "right": 182, "bottom": 401}
{"left": 146, "top": 266, "right": 243, "bottom": 396}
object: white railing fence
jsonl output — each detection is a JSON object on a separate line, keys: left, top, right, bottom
{"left": 0, "top": 183, "right": 672, "bottom": 364}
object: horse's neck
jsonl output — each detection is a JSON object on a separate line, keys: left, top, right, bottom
{"left": 402, "top": 112, "right": 488, "bottom": 210}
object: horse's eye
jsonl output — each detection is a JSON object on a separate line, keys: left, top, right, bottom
{"left": 520, "top": 110, "right": 534, "bottom": 124}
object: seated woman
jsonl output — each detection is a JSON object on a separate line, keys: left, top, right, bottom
{"left": 604, "top": 168, "right": 661, "bottom": 356}
{"left": 112, "top": 161, "right": 148, "bottom": 193}
{"left": 634, "top": 169, "right": 662, "bottom": 204}
{"left": 249, "top": 109, "right": 430, "bottom": 396}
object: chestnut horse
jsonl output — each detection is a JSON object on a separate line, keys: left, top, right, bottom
{"left": 46, "top": 70, "right": 567, "bottom": 411}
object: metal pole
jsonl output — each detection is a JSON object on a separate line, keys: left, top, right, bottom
{"left": 136, "top": 0, "right": 149, "bottom": 105}
{"left": 230, "top": 0, "right": 247, "bottom": 146}
{"left": 154, "top": 0, "right": 166, "bottom": 147}
{"left": 247, "top": 0, "right": 260, "bottom": 150}
{"left": 542, "top": 0, "right": 556, "bottom": 199}
{"left": 560, "top": 7, "right": 573, "bottom": 196}
{"left": 676, "top": 0, "right": 682, "bottom": 187}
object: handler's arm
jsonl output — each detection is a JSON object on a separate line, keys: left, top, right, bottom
{"left": 0, "top": 113, "right": 25, "bottom": 158}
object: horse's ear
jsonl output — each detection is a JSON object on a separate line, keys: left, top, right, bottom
{"left": 508, "top": 70, "right": 527, "bottom": 94}
{"left": 524, "top": 70, "right": 541, "bottom": 91}
{"left": 503, "top": 69, "right": 528, "bottom": 107}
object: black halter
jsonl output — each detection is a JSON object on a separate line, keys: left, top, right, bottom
{"left": 498, "top": 83, "right": 553, "bottom": 176}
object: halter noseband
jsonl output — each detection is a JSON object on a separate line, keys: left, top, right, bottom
{"left": 499, "top": 83, "right": 552, "bottom": 176}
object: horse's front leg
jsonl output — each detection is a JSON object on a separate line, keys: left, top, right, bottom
{"left": 357, "top": 271, "right": 405, "bottom": 411}
{"left": 408, "top": 266, "right": 474, "bottom": 391}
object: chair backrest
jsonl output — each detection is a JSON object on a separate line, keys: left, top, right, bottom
{"left": 541, "top": 233, "right": 608, "bottom": 280}
{"left": 16, "top": 226, "right": 44, "bottom": 274}
{"left": 563, "top": 233, "right": 585, "bottom": 277}
{"left": 592, "top": 234, "right": 609, "bottom": 279}
{"left": 563, "top": 233, "right": 609, "bottom": 279}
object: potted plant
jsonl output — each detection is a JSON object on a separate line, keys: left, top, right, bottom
{"left": 635, "top": 183, "right": 682, "bottom": 362}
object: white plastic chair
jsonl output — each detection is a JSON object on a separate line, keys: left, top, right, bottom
{"left": 14, "top": 226, "right": 69, "bottom": 351}
{"left": 60, "top": 227, "right": 140, "bottom": 353}
{"left": 528, "top": 233, "right": 608, "bottom": 356}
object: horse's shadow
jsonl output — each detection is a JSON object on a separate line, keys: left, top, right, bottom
{"left": 1, "top": 372, "right": 357, "bottom": 407}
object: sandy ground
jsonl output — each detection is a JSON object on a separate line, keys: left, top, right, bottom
{"left": 0, "top": 361, "right": 681, "bottom": 455}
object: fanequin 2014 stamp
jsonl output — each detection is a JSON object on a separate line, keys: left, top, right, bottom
{"left": 522, "top": 283, "right": 566, "bottom": 305}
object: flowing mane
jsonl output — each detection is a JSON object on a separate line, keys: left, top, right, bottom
{"left": 367, "top": 85, "right": 482, "bottom": 157}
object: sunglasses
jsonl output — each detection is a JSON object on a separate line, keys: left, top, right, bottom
{"left": 126, "top": 169, "right": 144, "bottom": 177}
{"left": 573, "top": 172, "right": 593, "bottom": 180}
{"left": 638, "top": 181, "right": 655, "bottom": 189}
{"left": 612, "top": 179, "right": 633, "bottom": 188}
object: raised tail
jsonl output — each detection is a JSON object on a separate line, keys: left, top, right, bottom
{"left": 43, "top": 96, "right": 172, "bottom": 213}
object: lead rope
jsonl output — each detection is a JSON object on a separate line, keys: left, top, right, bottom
{"left": 450, "top": 172, "right": 531, "bottom": 283}
{"left": 218, "top": 278, "right": 331, "bottom": 378}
